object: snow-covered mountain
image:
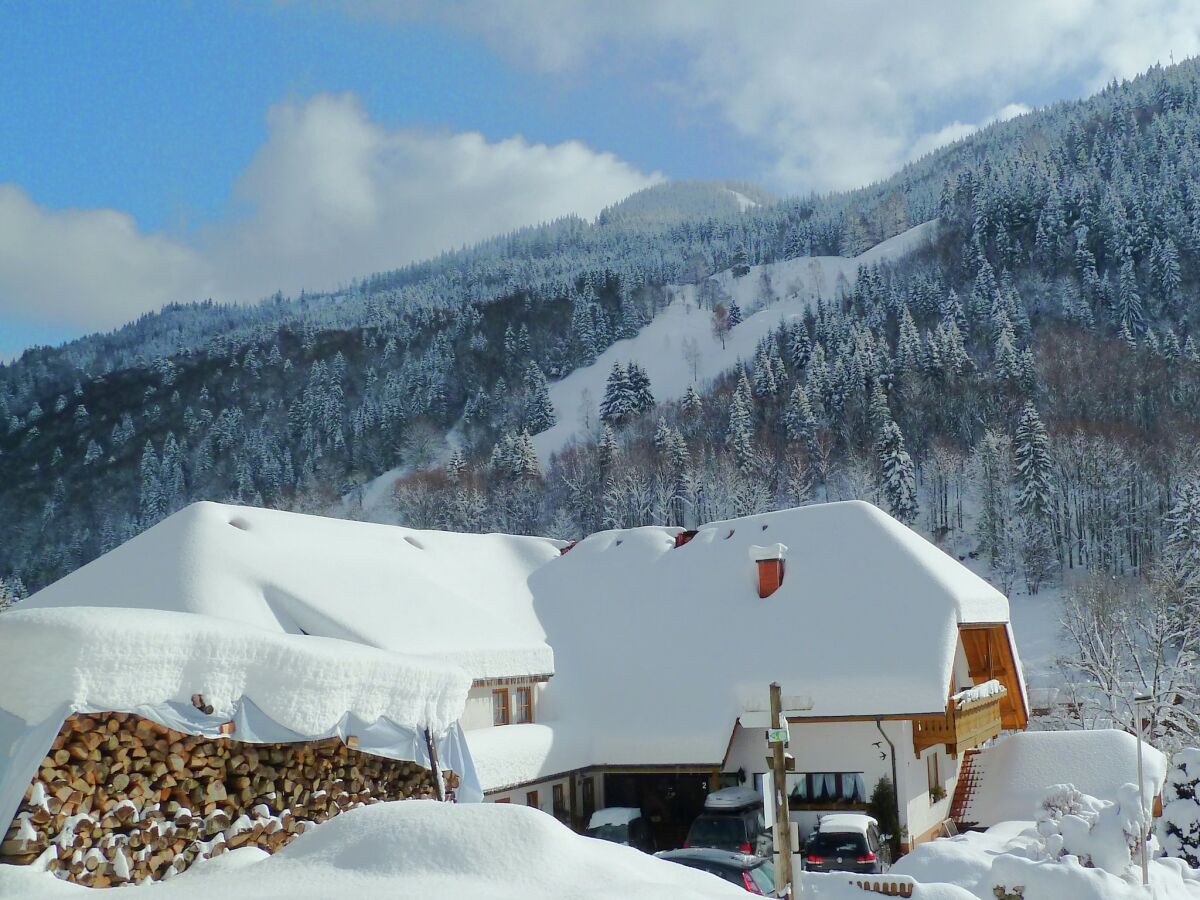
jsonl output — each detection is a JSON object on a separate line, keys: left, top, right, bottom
{"left": 531, "top": 219, "right": 940, "bottom": 461}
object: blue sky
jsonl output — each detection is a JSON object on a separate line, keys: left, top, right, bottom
{"left": 0, "top": 2, "right": 750, "bottom": 233}
{"left": 2, "top": 0, "right": 1198, "bottom": 360}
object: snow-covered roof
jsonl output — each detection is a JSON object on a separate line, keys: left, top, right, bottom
{"left": 513, "top": 502, "right": 1010, "bottom": 778}
{"left": 21, "top": 499, "right": 1019, "bottom": 794}
{"left": 958, "top": 730, "right": 1167, "bottom": 826}
{"left": 0, "top": 606, "right": 469, "bottom": 736}
{"left": 20, "top": 501, "right": 560, "bottom": 680}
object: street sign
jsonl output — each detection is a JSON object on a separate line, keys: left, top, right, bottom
{"left": 766, "top": 726, "right": 790, "bottom": 745}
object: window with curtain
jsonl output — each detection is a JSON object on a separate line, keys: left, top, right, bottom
{"left": 492, "top": 688, "right": 510, "bottom": 726}
{"left": 786, "top": 772, "right": 867, "bottom": 807}
{"left": 514, "top": 687, "right": 533, "bottom": 724}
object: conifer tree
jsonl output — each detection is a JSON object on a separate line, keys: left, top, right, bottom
{"left": 787, "top": 320, "right": 811, "bottom": 369}
{"left": 522, "top": 362, "right": 557, "bottom": 434}
{"left": 725, "top": 390, "right": 756, "bottom": 473}
{"left": 782, "top": 384, "right": 817, "bottom": 450}
{"left": 138, "top": 440, "right": 165, "bottom": 526}
{"left": 627, "top": 363, "right": 655, "bottom": 414}
{"left": 600, "top": 362, "right": 632, "bottom": 425}
{"left": 752, "top": 348, "right": 777, "bottom": 397}
{"left": 875, "top": 419, "right": 918, "bottom": 525}
{"left": 1014, "top": 402, "right": 1053, "bottom": 521}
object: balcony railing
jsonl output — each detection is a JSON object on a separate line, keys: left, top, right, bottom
{"left": 912, "top": 681, "right": 1006, "bottom": 757}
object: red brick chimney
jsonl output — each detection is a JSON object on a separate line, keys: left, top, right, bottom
{"left": 749, "top": 543, "right": 787, "bottom": 598}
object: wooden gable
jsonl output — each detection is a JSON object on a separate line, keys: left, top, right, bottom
{"left": 959, "top": 624, "right": 1028, "bottom": 730}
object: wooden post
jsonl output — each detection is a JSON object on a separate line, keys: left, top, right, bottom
{"left": 769, "top": 682, "right": 794, "bottom": 898}
{"left": 424, "top": 728, "right": 445, "bottom": 801}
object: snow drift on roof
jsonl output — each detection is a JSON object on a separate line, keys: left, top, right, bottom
{"left": 21, "top": 502, "right": 560, "bottom": 680}
{"left": 0, "top": 606, "right": 470, "bottom": 736}
{"left": 960, "top": 730, "right": 1167, "bottom": 826}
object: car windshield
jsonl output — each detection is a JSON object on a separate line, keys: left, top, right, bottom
{"left": 586, "top": 823, "right": 629, "bottom": 843}
{"left": 808, "top": 832, "right": 869, "bottom": 856}
{"left": 687, "top": 816, "right": 746, "bottom": 846}
{"left": 748, "top": 862, "right": 776, "bottom": 893}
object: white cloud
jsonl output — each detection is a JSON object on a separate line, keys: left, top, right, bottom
{"left": 208, "top": 93, "right": 660, "bottom": 302}
{"left": 0, "top": 94, "right": 659, "bottom": 334}
{"left": 907, "top": 103, "right": 1033, "bottom": 163}
{"left": 363, "top": 0, "right": 1200, "bottom": 192}
{"left": 0, "top": 184, "right": 212, "bottom": 332}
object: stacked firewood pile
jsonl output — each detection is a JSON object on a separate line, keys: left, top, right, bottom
{"left": 0, "top": 711, "right": 460, "bottom": 887}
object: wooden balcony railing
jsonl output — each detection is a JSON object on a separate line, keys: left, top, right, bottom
{"left": 912, "top": 682, "right": 1006, "bottom": 758}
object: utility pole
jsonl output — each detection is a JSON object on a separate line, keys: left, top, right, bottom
{"left": 1135, "top": 694, "right": 1151, "bottom": 886}
{"left": 769, "top": 682, "right": 794, "bottom": 898}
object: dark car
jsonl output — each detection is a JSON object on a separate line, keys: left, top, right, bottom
{"left": 656, "top": 848, "right": 778, "bottom": 895}
{"left": 585, "top": 807, "right": 656, "bottom": 853}
{"left": 802, "top": 814, "right": 890, "bottom": 874}
{"left": 685, "top": 787, "right": 772, "bottom": 856}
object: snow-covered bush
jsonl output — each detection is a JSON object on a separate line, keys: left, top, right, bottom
{"left": 1160, "top": 748, "right": 1200, "bottom": 867}
{"left": 1034, "top": 783, "right": 1148, "bottom": 875}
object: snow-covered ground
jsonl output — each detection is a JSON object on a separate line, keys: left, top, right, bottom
{"left": 531, "top": 219, "right": 940, "bottom": 462}
{"left": 892, "top": 820, "right": 1200, "bottom": 899}
{"left": 0, "top": 801, "right": 748, "bottom": 899}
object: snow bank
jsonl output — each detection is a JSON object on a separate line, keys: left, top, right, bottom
{"left": 0, "top": 801, "right": 748, "bottom": 899}
{"left": 894, "top": 822, "right": 1200, "bottom": 899}
{"left": 0, "top": 606, "right": 469, "bottom": 736}
{"left": 960, "top": 730, "right": 1166, "bottom": 827}
{"left": 800, "top": 872, "right": 976, "bottom": 899}
{"left": 20, "top": 502, "right": 561, "bottom": 680}
{"left": 532, "top": 219, "right": 940, "bottom": 462}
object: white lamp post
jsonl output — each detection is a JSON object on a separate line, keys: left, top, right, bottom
{"left": 1135, "top": 693, "right": 1152, "bottom": 887}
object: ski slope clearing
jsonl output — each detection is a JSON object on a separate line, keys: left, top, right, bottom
{"left": 532, "top": 219, "right": 940, "bottom": 462}
{"left": 0, "top": 801, "right": 747, "bottom": 899}
{"left": 724, "top": 187, "right": 760, "bottom": 210}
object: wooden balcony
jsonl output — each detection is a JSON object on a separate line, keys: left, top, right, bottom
{"left": 912, "top": 683, "right": 1006, "bottom": 758}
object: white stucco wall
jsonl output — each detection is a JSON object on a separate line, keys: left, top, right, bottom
{"left": 723, "top": 719, "right": 960, "bottom": 845}
{"left": 461, "top": 682, "right": 546, "bottom": 731}
{"left": 486, "top": 774, "right": 574, "bottom": 816}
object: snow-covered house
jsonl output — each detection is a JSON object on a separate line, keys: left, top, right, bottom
{"left": 4, "top": 498, "right": 1029, "bottom": 866}
{"left": 465, "top": 500, "right": 1028, "bottom": 851}
{"left": 0, "top": 502, "right": 531, "bottom": 883}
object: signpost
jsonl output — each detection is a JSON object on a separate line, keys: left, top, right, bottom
{"left": 768, "top": 683, "right": 794, "bottom": 898}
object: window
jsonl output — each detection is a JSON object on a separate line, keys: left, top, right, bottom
{"left": 526, "top": 790, "right": 540, "bottom": 809}
{"left": 514, "top": 686, "right": 533, "bottom": 724}
{"left": 494, "top": 797, "right": 511, "bottom": 804}
{"left": 492, "top": 688, "right": 510, "bottom": 726}
{"left": 783, "top": 772, "right": 867, "bottom": 807}
{"left": 552, "top": 783, "right": 567, "bottom": 817}
{"left": 927, "top": 752, "right": 940, "bottom": 794}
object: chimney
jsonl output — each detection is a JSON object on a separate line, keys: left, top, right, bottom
{"left": 749, "top": 543, "right": 788, "bottom": 598}
{"left": 674, "top": 529, "right": 698, "bottom": 548}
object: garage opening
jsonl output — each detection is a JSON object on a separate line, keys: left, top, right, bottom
{"left": 602, "top": 770, "right": 714, "bottom": 851}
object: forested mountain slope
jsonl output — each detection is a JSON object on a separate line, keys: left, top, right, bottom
{"left": 3, "top": 51, "right": 1200, "bottom": 720}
